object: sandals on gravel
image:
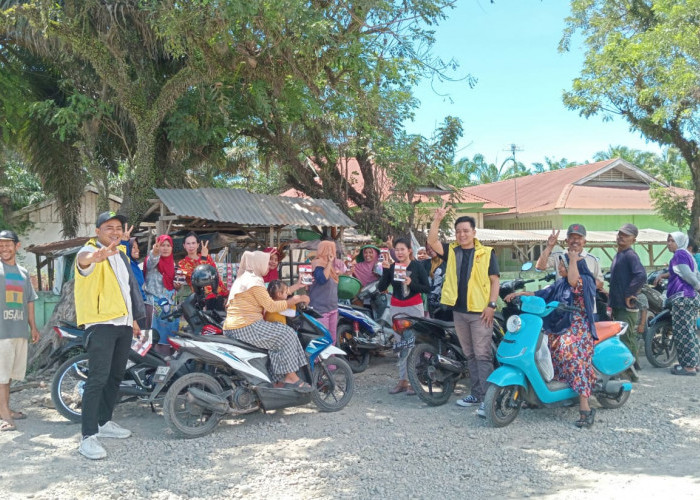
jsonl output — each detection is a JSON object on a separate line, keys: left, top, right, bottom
{"left": 0, "top": 420, "right": 17, "bottom": 432}
{"left": 11, "top": 411, "right": 27, "bottom": 420}
{"left": 670, "top": 364, "right": 697, "bottom": 376}
{"left": 575, "top": 409, "right": 596, "bottom": 429}
{"left": 389, "top": 384, "right": 408, "bottom": 394}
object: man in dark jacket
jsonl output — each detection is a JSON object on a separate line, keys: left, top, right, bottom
{"left": 608, "top": 223, "right": 646, "bottom": 375}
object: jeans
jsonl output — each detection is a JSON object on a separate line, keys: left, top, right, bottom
{"left": 81, "top": 324, "right": 133, "bottom": 437}
{"left": 453, "top": 311, "right": 493, "bottom": 401}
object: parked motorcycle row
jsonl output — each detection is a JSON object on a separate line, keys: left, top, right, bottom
{"left": 46, "top": 263, "right": 688, "bottom": 435}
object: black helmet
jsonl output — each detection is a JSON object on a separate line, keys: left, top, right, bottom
{"left": 191, "top": 264, "right": 218, "bottom": 293}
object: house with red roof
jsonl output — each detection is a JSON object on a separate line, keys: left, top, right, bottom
{"left": 457, "top": 158, "right": 690, "bottom": 267}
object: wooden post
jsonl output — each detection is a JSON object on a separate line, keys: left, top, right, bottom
{"left": 269, "top": 226, "right": 274, "bottom": 247}
{"left": 35, "top": 254, "right": 42, "bottom": 291}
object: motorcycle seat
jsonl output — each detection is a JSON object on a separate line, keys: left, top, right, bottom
{"left": 415, "top": 317, "right": 455, "bottom": 329}
{"left": 593, "top": 321, "right": 622, "bottom": 345}
{"left": 192, "top": 334, "right": 269, "bottom": 354}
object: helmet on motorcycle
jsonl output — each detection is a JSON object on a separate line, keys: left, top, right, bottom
{"left": 191, "top": 264, "right": 218, "bottom": 294}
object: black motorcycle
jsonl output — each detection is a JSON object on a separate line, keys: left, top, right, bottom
{"left": 402, "top": 313, "right": 501, "bottom": 406}
{"left": 50, "top": 291, "right": 223, "bottom": 423}
{"left": 644, "top": 290, "right": 695, "bottom": 368}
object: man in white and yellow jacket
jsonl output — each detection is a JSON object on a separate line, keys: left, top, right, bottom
{"left": 74, "top": 211, "right": 146, "bottom": 460}
{"left": 428, "top": 206, "right": 500, "bottom": 417}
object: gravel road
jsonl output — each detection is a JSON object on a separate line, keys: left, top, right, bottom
{"left": 2, "top": 352, "right": 700, "bottom": 499}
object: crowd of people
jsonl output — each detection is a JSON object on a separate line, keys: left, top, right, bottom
{"left": 1, "top": 207, "right": 700, "bottom": 457}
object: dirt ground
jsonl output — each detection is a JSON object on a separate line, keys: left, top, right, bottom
{"left": 1, "top": 353, "right": 700, "bottom": 499}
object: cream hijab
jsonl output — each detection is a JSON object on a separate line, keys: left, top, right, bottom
{"left": 228, "top": 251, "right": 270, "bottom": 299}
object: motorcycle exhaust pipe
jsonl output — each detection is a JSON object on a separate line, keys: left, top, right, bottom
{"left": 436, "top": 355, "right": 464, "bottom": 373}
{"left": 603, "top": 380, "right": 626, "bottom": 394}
{"left": 187, "top": 387, "right": 229, "bottom": 413}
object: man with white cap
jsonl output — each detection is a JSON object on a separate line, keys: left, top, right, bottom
{"left": 536, "top": 223, "right": 604, "bottom": 288}
{"left": 609, "top": 223, "right": 646, "bottom": 375}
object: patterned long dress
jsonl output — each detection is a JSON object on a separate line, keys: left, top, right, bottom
{"left": 548, "top": 279, "right": 596, "bottom": 397}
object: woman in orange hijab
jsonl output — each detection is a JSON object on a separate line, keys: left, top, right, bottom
{"left": 308, "top": 240, "right": 346, "bottom": 344}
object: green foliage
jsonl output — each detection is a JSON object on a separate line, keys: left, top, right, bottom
{"left": 594, "top": 145, "right": 692, "bottom": 188}
{"left": 649, "top": 185, "right": 691, "bottom": 230}
{"left": 562, "top": 0, "right": 700, "bottom": 238}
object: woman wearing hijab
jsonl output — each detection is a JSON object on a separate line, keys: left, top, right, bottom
{"left": 224, "top": 251, "right": 311, "bottom": 389}
{"left": 122, "top": 237, "right": 146, "bottom": 302}
{"left": 352, "top": 245, "right": 382, "bottom": 287}
{"left": 505, "top": 251, "right": 599, "bottom": 427}
{"left": 263, "top": 246, "right": 285, "bottom": 283}
{"left": 665, "top": 232, "right": 700, "bottom": 376}
{"left": 308, "top": 240, "right": 346, "bottom": 344}
{"left": 143, "top": 235, "right": 181, "bottom": 354}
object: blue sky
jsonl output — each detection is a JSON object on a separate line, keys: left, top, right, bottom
{"left": 404, "top": 0, "right": 662, "bottom": 168}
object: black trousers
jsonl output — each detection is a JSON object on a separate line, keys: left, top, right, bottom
{"left": 81, "top": 324, "right": 133, "bottom": 437}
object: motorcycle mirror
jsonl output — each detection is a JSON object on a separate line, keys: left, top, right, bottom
{"left": 521, "top": 262, "right": 533, "bottom": 272}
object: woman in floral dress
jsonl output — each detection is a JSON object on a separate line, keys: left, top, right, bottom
{"left": 506, "top": 250, "right": 598, "bottom": 427}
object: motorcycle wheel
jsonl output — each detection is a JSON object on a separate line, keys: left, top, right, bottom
{"left": 311, "top": 357, "right": 354, "bottom": 412}
{"left": 51, "top": 352, "right": 90, "bottom": 423}
{"left": 483, "top": 384, "right": 522, "bottom": 428}
{"left": 645, "top": 320, "right": 677, "bottom": 368}
{"left": 337, "top": 324, "right": 371, "bottom": 373}
{"left": 163, "top": 372, "right": 224, "bottom": 439}
{"left": 406, "top": 343, "right": 455, "bottom": 406}
{"left": 596, "top": 377, "right": 631, "bottom": 409}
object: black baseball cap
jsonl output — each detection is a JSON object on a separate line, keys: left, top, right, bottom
{"left": 0, "top": 229, "right": 19, "bottom": 243}
{"left": 96, "top": 211, "right": 127, "bottom": 228}
{"left": 567, "top": 223, "right": 587, "bottom": 237}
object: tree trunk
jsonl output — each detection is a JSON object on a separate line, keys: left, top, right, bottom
{"left": 119, "top": 126, "right": 157, "bottom": 223}
{"left": 27, "top": 280, "right": 77, "bottom": 373}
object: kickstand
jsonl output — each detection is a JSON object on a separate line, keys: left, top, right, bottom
{"left": 150, "top": 402, "right": 156, "bottom": 413}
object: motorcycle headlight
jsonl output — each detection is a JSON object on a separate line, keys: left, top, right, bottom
{"left": 506, "top": 315, "right": 522, "bottom": 333}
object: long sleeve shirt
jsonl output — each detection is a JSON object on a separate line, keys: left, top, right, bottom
{"left": 223, "top": 286, "right": 290, "bottom": 330}
{"left": 608, "top": 248, "right": 646, "bottom": 309}
{"left": 378, "top": 260, "right": 430, "bottom": 306}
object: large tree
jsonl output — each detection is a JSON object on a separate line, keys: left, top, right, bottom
{"left": 1, "top": 0, "right": 459, "bottom": 235}
{"left": 562, "top": 0, "right": 700, "bottom": 237}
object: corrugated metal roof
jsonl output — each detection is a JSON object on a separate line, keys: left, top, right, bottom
{"left": 471, "top": 228, "right": 671, "bottom": 245}
{"left": 25, "top": 237, "right": 90, "bottom": 256}
{"left": 154, "top": 188, "right": 355, "bottom": 228}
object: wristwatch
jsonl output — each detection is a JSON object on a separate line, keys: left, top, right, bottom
{"left": 487, "top": 301, "right": 497, "bottom": 309}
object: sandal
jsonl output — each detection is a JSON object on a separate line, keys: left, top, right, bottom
{"left": 0, "top": 420, "right": 17, "bottom": 432}
{"left": 283, "top": 379, "right": 313, "bottom": 392}
{"left": 575, "top": 408, "right": 596, "bottom": 429}
{"left": 389, "top": 383, "right": 408, "bottom": 394}
{"left": 406, "top": 387, "right": 416, "bottom": 396}
{"left": 11, "top": 411, "right": 27, "bottom": 420}
{"left": 670, "top": 364, "right": 697, "bottom": 376}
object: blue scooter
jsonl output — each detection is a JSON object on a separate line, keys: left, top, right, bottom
{"left": 483, "top": 295, "right": 635, "bottom": 427}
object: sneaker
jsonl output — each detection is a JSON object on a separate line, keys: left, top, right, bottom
{"left": 455, "top": 395, "right": 480, "bottom": 407}
{"left": 79, "top": 435, "right": 107, "bottom": 460}
{"left": 97, "top": 421, "right": 132, "bottom": 439}
{"left": 476, "top": 402, "right": 486, "bottom": 418}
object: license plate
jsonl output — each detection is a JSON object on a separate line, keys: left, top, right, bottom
{"left": 154, "top": 366, "right": 170, "bottom": 383}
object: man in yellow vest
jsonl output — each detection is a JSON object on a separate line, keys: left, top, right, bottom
{"left": 74, "top": 211, "right": 146, "bottom": 459}
{"left": 428, "top": 206, "right": 500, "bottom": 417}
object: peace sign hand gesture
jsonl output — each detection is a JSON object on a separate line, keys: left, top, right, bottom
{"left": 434, "top": 200, "right": 448, "bottom": 222}
{"left": 201, "top": 239, "right": 209, "bottom": 258}
{"left": 85, "top": 241, "right": 119, "bottom": 265}
{"left": 123, "top": 224, "right": 134, "bottom": 240}
{"left": 152, "top": 239, "right": 161, "bottom": 257}
{"left": 547, "top": 229, "right": 560, "bottom": 249}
